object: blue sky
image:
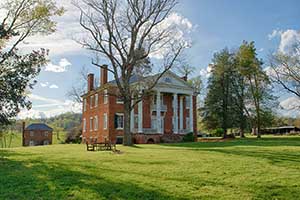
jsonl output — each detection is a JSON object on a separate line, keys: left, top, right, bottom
{"left": 10, "top": 0, "right": 300, "bottom": 118}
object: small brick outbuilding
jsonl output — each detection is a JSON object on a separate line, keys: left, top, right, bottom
{"left": 22, "top": 123, "right": 53, "bottom": 146}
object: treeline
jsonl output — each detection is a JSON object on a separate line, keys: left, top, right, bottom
{"left": 202, "top": 41, "right": 277, "bottom": 138}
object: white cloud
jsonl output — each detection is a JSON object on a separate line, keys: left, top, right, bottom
{"left": 269, "top": 29, "right": 300, "bottom": 55}
{"left": 40, "top": 82, "right": 49, "bottom": 87}
{"left": 278, "top": 29, "right": 300, "bottom": 55}
{"left": 2, "top": 0, "right": 86, "bottom": 56}
{"left": 200, "top": 64, "right": 213, "bottom": 78}
{"left": 278, "top": 96, "right": 300, "bottom": 117}
{"left": 49, "top": 84, "right": 59, "bottom": 89}
{"left": 44, "top": 58, "right": 72, "bottom": 73}
{"left": 17, "top": 94, "right": 81, "bottom": 119}
{"left": 268, "top": 29, "right": 282, "bottom": 40}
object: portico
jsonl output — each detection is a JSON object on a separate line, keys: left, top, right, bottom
{"left": 130, "top": 82, "right": 195, "bottom": 135}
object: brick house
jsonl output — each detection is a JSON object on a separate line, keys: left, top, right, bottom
{"left": 81, "top": 66, "right": 197, "bottom": 144}
{"left": 22, "top": 123, "right": 53, "bottom": 146}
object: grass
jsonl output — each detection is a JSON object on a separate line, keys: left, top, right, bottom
{"left": 1, "top": 136, "right": 300, "bottom": 200}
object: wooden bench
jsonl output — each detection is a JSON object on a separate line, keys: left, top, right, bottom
{"left": 86, "top": 141, "right": 116, "bottom": 151}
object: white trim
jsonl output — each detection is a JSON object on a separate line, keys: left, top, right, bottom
{"left": 94, "top": 115, "right": 98, "bottom": 131}
{"left": 104, "top": 89, "right": 108, "bottom": 104}
{"left": 83, "top": 118, "right": 86, "bottom": 132}
{"left": 138, "top": 98, "right": 143, "bottom": 133}
{"left": 189, "top": 95, "right": 193, "bottom": 132}
{"left": 90, "top": 95, "right": 94, "bottom": 109}
{"left": 116, "top": 96, "right": 124, "bottom": 104}
{"left": 115, "top": 113, "right": 124, "bottom": 130}
{"left": 179, "top": 96, "right": 184, "bottom": 131}
{"left": 173, "top": 93, "right": 178, "bottom": 134}
{"left": 95, "top": 94, "right": 98, "bottom": 107}
{"left": 90, "top": 117, "right": 93, "bottom": 131}
{"left": 103, "top": 113, "right": 107, "bottom": 130}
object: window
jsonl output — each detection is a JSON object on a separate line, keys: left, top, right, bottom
{"left": 116, "top": 136, "right": 123, "bottom": 144}
{"left": 153, "top": 94, "right": 163, "bottom": 105}
{"left": 115, "top": 113, "right": 124, "bottom": 130}
{"left": 94, "top": 116, "right": 98, "bottom": 131}
{"left": 103, "top": 113, "right": 108, "bottom": 130}
{"left": 83, "top": 118, "right": 86, "bottom": 132}
{"left": 185, "top": 96, "right": 190, "bottom": 108}
{"left": 44, "top": 131, "right": 49, "bottom": 137}
{"left": 134, "top": 114, "right": 138, "bottom": 129}
{"left": 186, "top": 117, "right": 190, "bottom": 129}
{"left": 90, "top": 117, "right": 93, "bottom": 131}
{"left": 104, "top": 89, "right": 108, "bottom": 104}
{"left": 95, "top": 94, "right": 98, "bottom": 107}
{"left": 43, "top": 140, "right": 49, "bottom": 145}
{"left": 90, "top": 95, "right": 94, "bottom": 109}
{"left": 30, "top": 131, "right": 34, "bottom": 137}
{"left": 83, "top": 98, "right": 87, "bottom": 112}
{"left": 116, "top": 96, "right": 124, "bottom": 104}
{"left": 29, "top": 140, "right": 34, "bottom": 146}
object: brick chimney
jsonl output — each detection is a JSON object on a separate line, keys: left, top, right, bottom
{"left": 101, "top": 65, "right": 108, "bottom": 85}
{"left": 22, "top": 121, "right": 25, "bottom": 146}
{"left": 87, "top": 73, "right": 94, "bottom": 92}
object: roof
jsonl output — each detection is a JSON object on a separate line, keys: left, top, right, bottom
{"left": 25, "top": 123, "right": 53, "bottom": 131}
{"left": 108, "top": 74, "right": 141, "bottom": 85}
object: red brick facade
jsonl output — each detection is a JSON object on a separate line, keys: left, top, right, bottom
{"left": 23, "top": 130, "right": 53, "bottom": 146}
{"left": 82, "top": 71, "right": 197, "bottom": 144}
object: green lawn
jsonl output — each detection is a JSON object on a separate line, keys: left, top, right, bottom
{"left": 1, "top": 137, "right": 300, "bottom": 200}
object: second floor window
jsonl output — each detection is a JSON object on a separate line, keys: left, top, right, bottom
{"left": 30, "top": 131, "right": 34, "bottom": 137}
{"left": 95, "top": 94, "right": 98, "bottom": 107}
{"left": 104, "top": 89, "right": 108, "bottom": 104}
{"left": 103, "top": 113, "right": 108, "bottom": 130}
{"left": 115, "top": 113, "right": 124, "bottom": 130}
{"left": 83, "top": 118, "right": 86, "bottom": 132}
{"left": 116, "top": 96, "right": 124, "bottom": 104}
{"left": 94, "top": 116, "right": 98, "bottom": 131}
{"left": 90, "top": 95, "right": 94, "bottom": 109}
{"left": 90, "top": 117, "right": 93, "bottom": 131}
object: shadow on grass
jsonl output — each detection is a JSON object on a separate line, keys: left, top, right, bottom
{"left": 161, "top": 137, "right": 300, "bottom": 149}
{"left": 0, "top": 151, "right": 183, "bottom": 200}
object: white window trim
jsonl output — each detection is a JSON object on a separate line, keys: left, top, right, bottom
{"left": 185, "top": 96, "right": 190, "bottom": 109}
{"left": 103, "top": 113, "right": 108, "bottom": 130}
{"left": 83, "top": 98, "right": 87, "bottom": 112}
{"left": 90, "top": 117, "right": 93, "bottom": 131}
{"left": 94, "top": 116, "right": 98, "bottom": 131}
{"left": 116, "top": 113, "right": 124, "bottom": 130}
{"left": 116, "top": 96, "right": 124, "bottom": 104}
{"left": 30, "top": 131, "right": 34, "bottom": 137}
{"left": 90, "top": 95, "right": 94, "bottom": 109}
{"left": 83, "top": 118, "right": 86, "bottom": 132}
{"left": 104, "top": 89, "right": 108, "bottom": 104}
{"left": 95, "top": 94, "right": 98, "bottom": 107}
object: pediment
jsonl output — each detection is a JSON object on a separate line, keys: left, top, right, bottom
{"left": 157, "top": 71, "right": 192, "bottom": 89}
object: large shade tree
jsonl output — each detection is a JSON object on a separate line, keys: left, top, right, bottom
{"left": 75, "top": 0, "right": 190, "bottom": 146}
{"left": 0, "top": 0, "right": 64, "bottom": 125}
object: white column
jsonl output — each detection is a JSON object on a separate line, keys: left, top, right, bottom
{"left": 179, "top": 96, "right": 183, "bottom": 133}
{"left": 156, "top": 90, "right": 162, "bottom": 134}
{"left": 138, "top": 98, "right": 143, "bottom": 133}
{"left": 189, "top": 95, "right": 193, "bottom": 132}
{"left": 173, "top": 93, "right": 178, "bottom": 134}
{"left": 130, "top": 99, "right": 134, "bottom": 132}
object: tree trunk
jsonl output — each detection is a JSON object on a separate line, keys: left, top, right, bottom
{"left": 123, "top": 99, "right": 133, "bottom": 146}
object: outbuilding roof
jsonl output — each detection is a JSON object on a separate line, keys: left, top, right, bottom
{"left": 25, "top": 123, "right": 53, "bottom": 131}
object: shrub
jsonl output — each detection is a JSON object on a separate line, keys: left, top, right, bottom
{"left": 182, "top": 132, "right": 195, "bottom": 142}
{"left": 211, "top": 128, "right": 224, "bottom": 137}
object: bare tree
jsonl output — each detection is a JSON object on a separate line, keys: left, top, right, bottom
{"left": 67, "top": 66, "right": 99, "bottom": 103}
{"left": 74, "top": 0, "right": 188, "bottom": 146}
{"left": 269, "top": 42, "right": 300, "bottom": 98}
